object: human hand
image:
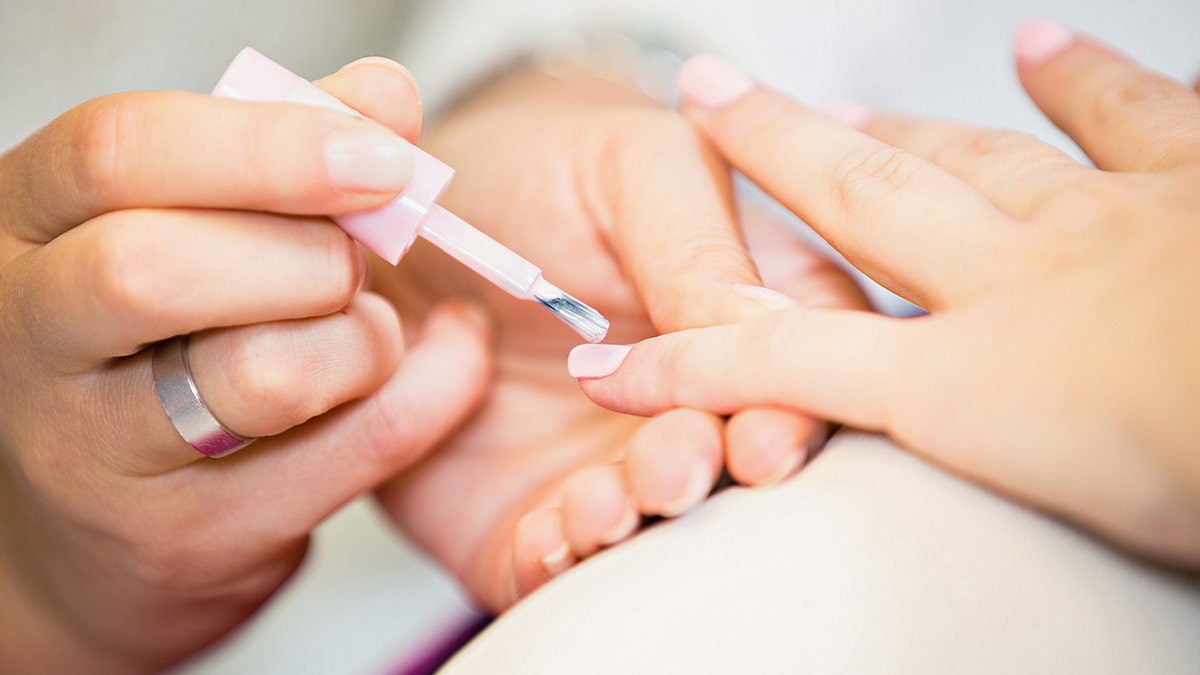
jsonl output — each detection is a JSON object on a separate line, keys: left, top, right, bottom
{"left": 0, "top": 59, "right": 491, "bottom": 671}
{"left": 370, "top": 65, "right": 869, "bottom": 611}
{"left": 571, "top": 23, "right": 1200, "bottom": 566}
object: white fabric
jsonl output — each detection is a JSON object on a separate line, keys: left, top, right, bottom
{"left": 444, "top": 433, "right": 1200, "bottom": 673}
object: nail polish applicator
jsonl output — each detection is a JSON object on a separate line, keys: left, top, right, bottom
{"left": 212, "top": 48, "right": 609, "bottom": 343}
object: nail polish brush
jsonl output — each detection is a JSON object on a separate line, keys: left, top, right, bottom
{"left": 212, "top": 48, "right": 609, "bottom": 343}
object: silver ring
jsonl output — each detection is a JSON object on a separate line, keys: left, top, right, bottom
{"left": 152, "top": 335, "right": 255, "bottom": 458}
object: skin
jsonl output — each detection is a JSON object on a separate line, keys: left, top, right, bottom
{"left": 0, "top": 55, "right": 867, "bottom": 668}
{"left": 576, "top": 32, "right": 1200, "bottom": 566}
{"left": 0, "top": 60, "right": 492, "bottom": 672}
{"left": 371, "top": 66, "right": 869, "bottom": 612}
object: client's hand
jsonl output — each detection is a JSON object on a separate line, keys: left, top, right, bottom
{"left": 370, "top": 64, "right": 869, "bottom": 611}
{"left": 0, "top": 60, "right": 491, "bottom": 672}
{"left": 572, "top": 23, "right": 1200, "bottom": 566}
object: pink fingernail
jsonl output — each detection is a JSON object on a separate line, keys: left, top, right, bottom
{"left": 568, "top": 344, "right": 632, "bottom": 380}
{"left": 816, "top": 100, "right": 873, "bottom": 130}
{"left": 676, "top": 54, "right": 757, "bottom": 109}
{"left": 1014, "top": 19, "right": 1075, "bottom": 67}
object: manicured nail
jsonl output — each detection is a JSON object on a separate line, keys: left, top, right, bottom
{"left": 757, "top": 450, "right": 803, "bottom": 487}
{"left": 731, "top": 283, "right": 803, "bottom": 311}
{"left": 338, "top": 56, "right": 420, "bottom": 91}
{"left": 659, "top": 463, "right": 714, "bottom": 518}
{"left": 325, "top": 127, "right": 413, "bottom": 192}
{"left": 676, "top": 54, "right": 757, "bottom": 109}
{"left": 568, "top": 344, "right": 632, "bottom": 380}
{"left": 540, "top": 542, "right": 573, "bottom": 576}
{"left": 600, "top": 501, "right": 640, "bottom": 546}
{"left": 1014, "top": 19, "right": 1075, "bottom": 67}
{"left": 816, "top": 100, "right": 873, "bottom": 130}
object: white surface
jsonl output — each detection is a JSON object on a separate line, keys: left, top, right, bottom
{"left": 444, "top": 434, "right": 1200, "bottom": 674}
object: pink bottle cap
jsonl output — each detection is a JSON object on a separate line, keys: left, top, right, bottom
{"left": 213, "top": 48, "right": 454, "bottom": 264}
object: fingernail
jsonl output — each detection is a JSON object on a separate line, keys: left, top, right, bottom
{"left": 338, "top": 56, "right": 420, "bottom": 91}
{"left": 325, "top": 126, "right": 413, "bottom": 192}
{"left": 731, "top": 283, "right": 803, "bottom": 311}
{"left": 568, "top": 344, "right": 632, "bottom": 380}
{"left": 676, "top": 54, "right": 757, "bottom": 109}
{"left": 816, "top": 100, "right": 873, "bottom": 130}
{"left": 757, "top": 449, "right": 803, "bottom": 487}
{"left": 1014, "top": 19, "right": 1075, "bottom": 67}
{"left": 540, "top": 542, "right": 573, "bottom": 576}
{"left": 659, "top": 463, "right": 714, "bottom": 517}
{"left": 447, "top": 299, "right": 492, "bottom": 335}
{"left": 600, "top": 501, "right": 640, "bottom": 546}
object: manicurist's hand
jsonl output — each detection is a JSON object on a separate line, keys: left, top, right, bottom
{"left": 370, "top": 62, "right": 869, "bottom": 611}
{"left": 572, "top": 22, "right": 1200, "bottom": 566}
{"left": 0, "top": 59, "right": 491, "bottom": 672}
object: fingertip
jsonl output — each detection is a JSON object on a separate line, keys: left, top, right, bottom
{"left": 337, "top": 56, "right": 420, "bottom": 96}
{"left": 1014, "top": 19, "right": 1076, "bottom": 69}
{"left": 815, "top": 100, "right": 873, "bottom": 131}
{"left": 317, "top": 57, "right": 423, "bottom": 142}
{"left": 676, "top": 54, "right": 757, "bottom": 110}
{"left": 512, "top": 507, "right": 575, "bottom": 599}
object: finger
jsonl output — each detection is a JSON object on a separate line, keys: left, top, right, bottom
{"left": 569, "top": 308, "right": 910, "bottom": 434}
{"left": 725, "top": 408, "right": 820, "bottom": 486}
{"left": 11, "top": 208, "right": 364, "bottom": 369}
{"left": 676, "top": 55, "right": 1016, "bottom": 308}
{"left": 861, "top": 111, "right": 1096, "bottom": 219}
{"left": 186, "top": 301, "right": 492, "bottom": 532}
{"left": 604, "top": 110, "right": 765, "bottom": 330}
{"left": 623, "top": 408, "right": 722, "bottom": 517}
{"left": 314, "top": 57, "right": 423, "bottom": 142}
{"left": 512, "top": 507, "right": 576, "bottom": 600}
{"left": 0, "top": 87, "right": 413, "bottom": 244}
{"left": 101, "top": 292, "right": 404, "bottom": 474}
{"left": 561, "top": 464, "right": 640, "bottom": 558}
{"left": 739, "top": 201, "right": 870, "bottom": 311}
{"left": 1014, "top": 19, "right": 1200, "bottom": 172}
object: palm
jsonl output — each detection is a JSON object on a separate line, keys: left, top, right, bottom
{"left": 370, "top": 81, "right": 866, "bottom": 611}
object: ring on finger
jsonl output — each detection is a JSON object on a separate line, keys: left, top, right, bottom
{"left": 152, "top": 335, "right": 255, "bottom": 458}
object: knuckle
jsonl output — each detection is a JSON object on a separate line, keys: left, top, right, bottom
{"left": 89, "top": 222, "right": 166, "bottom": 322}
{"left": 315, "top": 227, "right": 362, "bottom": 311}
{"left": 71, "top": 95, "right": 139, "bottom": 203}
{"left": 829, "top": 145, "right": 930, "bottom": 213}
{"left": 224, "top": 329, "right": 317, "bottom": 422}
{"left": 957, "top": 129, "right": 1050, "bottom": 166}
{"left": 1092, "top": 76, "right": 1181, "bottom": 128}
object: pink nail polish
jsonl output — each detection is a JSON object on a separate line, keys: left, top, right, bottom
{"left": 676, "top": 54, "right": 756, "bottom": 109}
{"left": 1014, "top": 19, "right": 1075, "bottom": 67}
{"left": 567, "top": 344, "right": 632, "bottom": 380}
{"left": 816, "top": 100, "right": 873, "bottom": 130}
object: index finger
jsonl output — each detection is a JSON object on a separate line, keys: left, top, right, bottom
{"left": 676, "top": 55, "right": 1016, "bottom": 309}
{"left": 0, "top": 69, "right": 419, "bottom": 245}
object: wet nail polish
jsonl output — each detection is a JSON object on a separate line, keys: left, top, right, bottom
{"left": 676, "top": 54, "right": 756, "bottom": 109}
{"left": 1014, "top": 19, "right": 1075, "bottom": 67}
{"left": 568, "top": 344, "right": 632, "bottom": 379}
